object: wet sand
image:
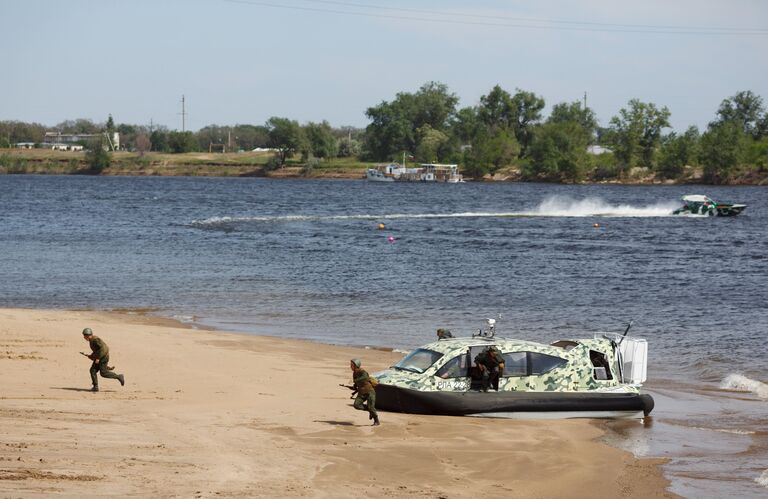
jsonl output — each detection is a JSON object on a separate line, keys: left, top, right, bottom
{"left": 0, "top": 308, "right": 675, "bottom": 497}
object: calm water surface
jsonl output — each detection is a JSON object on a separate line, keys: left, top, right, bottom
{"left": 1, "top": 175, "right": 766, "bottom": 497}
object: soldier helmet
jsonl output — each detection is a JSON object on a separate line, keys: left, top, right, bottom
{"left": 82, "top": 328, "right": 93, "bottom": 336}
{"left": 351, "top": 358, "right": 361, "bottom": 368}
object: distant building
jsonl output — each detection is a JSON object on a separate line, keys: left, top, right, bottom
{"left": 14, "top": 142, "right": 36, "bottom": 149}
{"left": 587, "top": 145, "right": 612, "bottom": 155}
{"left": 42, "top": 131, "right": 119, "bottom": 151}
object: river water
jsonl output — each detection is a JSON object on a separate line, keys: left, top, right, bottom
{"left": 1, "top": 175, "right": 766, "bottom": 497}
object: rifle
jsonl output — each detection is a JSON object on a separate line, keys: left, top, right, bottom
{"left": 79, "top": 352, "right": 90, "bottom": 358}
{"left": 339, "top": 383, "right": 357, "bottom": 398}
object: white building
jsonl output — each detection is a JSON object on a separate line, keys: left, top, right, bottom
{"left": 42, "top": 132, "right": 120, "bottom": 151}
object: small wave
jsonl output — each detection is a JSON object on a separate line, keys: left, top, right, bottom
{"left": 687, "top": 426, "right": 755, "bottom": 435}
{"left": 757, "top": 469, "right": 768, "bottom": 488}
{"left": 720, "top": 373, "right": 768, "bottom": 399}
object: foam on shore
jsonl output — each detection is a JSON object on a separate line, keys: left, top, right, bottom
{"left": 757, "top": 469, "right": 768, "bottom": 488}
{"left": 720, "top": 373, "right": 768, "bottom": 399}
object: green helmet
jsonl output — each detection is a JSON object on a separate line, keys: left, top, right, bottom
{"left": 82, "top": 328, "right": 93, "bottom": 336}
{"left": 351, "top": 358, "right": 361, "bottom": 368}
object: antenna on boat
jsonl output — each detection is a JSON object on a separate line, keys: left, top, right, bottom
{"left": 618, "top": 320, "right": 633, "bottom": 345}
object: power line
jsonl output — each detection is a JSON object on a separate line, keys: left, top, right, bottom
{"left": 223, "top": 0, "right": 768, "bottom": 36}
{"left": 304, "top": 0, "right": 768, "bottom": 33}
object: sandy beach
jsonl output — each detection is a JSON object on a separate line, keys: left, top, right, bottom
{"left": 0, "top": 308, "right": 675, "bottom": 497}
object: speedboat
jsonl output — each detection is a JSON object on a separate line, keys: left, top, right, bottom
{"left": 672, "top": 195, "right": 746, "bottom": 216}
{"left": 374, "top": 319, "right": 654, "bottom": 419}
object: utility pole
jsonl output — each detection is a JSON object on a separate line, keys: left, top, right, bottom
{"left": 180, "top": 95, "right": 187, "bottom": 132}
{"left": 583, "top": 91, "right": 588, "bottom": 110}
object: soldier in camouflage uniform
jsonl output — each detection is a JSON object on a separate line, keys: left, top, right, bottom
{"left": 474, "top": 346, "right": 504, "bottom": 392}
{"left": 350, "top": 358, "right": 380, "bottom": 426}
{"left": 81, "top": 328, "right": 125, "bottom": 392}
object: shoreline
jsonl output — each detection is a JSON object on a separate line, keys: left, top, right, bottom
{"left": 2, "top": 149, "right": 767, "bottom": 184}
{"left": 0, "top": 307, "right": 676, "bottom": 497}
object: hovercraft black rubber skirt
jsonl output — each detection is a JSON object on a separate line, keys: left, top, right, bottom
{"left": 375, "top": 384, "right": 654, "bottom": 416}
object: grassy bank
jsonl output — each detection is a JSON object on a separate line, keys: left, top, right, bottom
{"left": 0, "top": 149, "right": 371, "bottom": 178}
{"left": 2, "top": 148, "right": 767, "bottom": 184}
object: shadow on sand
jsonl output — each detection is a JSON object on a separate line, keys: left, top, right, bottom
{"left": 53, "top": 387, "right": 103, "bottom": 392}
{"left": 313, "top": 420, "right": 357, "bottom": 427}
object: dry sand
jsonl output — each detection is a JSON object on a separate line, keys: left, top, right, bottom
{"left": 0, "top": 308, "right": 675, "bottom": 498}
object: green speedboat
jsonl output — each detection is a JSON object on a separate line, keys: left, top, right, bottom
{"left": 672, "top": 195, "right": 747, "bottom": 216}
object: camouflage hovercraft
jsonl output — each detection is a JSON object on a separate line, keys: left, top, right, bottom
{"left": 374, "top": 319, "right": 654, "bottom": 419}
{"left": 672, "top": 194, "right": 747, "bottom": 216}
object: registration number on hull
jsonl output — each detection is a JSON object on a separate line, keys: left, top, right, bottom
{"left": 436, "top": 380, "right": 469, "bottom": 391}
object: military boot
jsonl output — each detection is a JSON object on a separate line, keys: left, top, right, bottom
{"left": 91, "top": 385, "right": 99, "bottom": 392}
{"left": 372, "top": 414, "right": 380, "bottom": 426}
{"left": 118, "top": 374, "right": 125, "bottom": 387}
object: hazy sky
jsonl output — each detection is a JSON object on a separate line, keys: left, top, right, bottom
{"left": 2, "top": 0, "right": 767, "bottom": 132}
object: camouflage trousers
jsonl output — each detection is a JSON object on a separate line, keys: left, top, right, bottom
{"left": 353, "top": 391, "right": 378, "bottom": 418}
{"left": 90, "top": 355, "right": 121, "bottom": 386}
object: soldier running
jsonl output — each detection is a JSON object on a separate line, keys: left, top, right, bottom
{"left": 349, "top": 358, "right": 380, "bottom": 426}
{"left": 80, "top": 328, "right": 125, "bottom": 392}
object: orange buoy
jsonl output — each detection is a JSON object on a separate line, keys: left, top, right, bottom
{"left": 593, "top": 223, "right": 600, "bottom": 228}
{"left": 378, "top": 223, "right": 385, "bottom": 230}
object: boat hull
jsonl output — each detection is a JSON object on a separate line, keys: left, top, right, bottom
{"left": 375, "top": 384, "right": 654, "bottom": 417}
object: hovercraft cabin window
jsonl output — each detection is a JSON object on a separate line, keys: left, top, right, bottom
{"left": 589, "top": 350, "right": 613, "bottom": 380}
{"left": 393, "top": 348, "right": 443, "bottom": 374}
{"left": 436, "top": 355, "right": 469, "bottom": 378}
{"left": 501, "top": 352, "right": 568, "bottom": 376}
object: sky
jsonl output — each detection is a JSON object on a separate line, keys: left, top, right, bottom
{"left": 1, "top": 0, "right": 767, "bottom": 133}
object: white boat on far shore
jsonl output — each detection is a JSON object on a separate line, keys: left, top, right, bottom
{"left": 366, "top": 162, "right": 464, "bottom": 183}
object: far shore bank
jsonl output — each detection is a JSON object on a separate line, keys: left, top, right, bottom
{"left": 2, "top": 148, "right": 767, "bottom": 185}
{"left": 0, "top": 307, "right": 676, "bottom": 497}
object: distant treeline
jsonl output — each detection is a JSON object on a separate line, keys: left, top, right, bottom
{"left": 2, "top": 83, "right": 767, "bottom": 183}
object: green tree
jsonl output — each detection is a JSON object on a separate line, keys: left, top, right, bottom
{"left": 747, "top": 136, "right": 768, "bottom": 171}
{"left": 509, "top": 89, "right": 545, "bottom": 156}
{"left": 657, "top": 126, "right": 700, "bottom": 179}
{"left": 196, "top": 124, "right": 227, "bottom": 151}
{"left": 477, "top": 85, "right": 515, "bottom": 130}
{"left": 106, "top": 114, "right": 115, "bottom": 133}
{"left": 713, "top": 90, "right": 766, "bottom": 139}
{"left": 337, "top": 136, "right": 361, "bottom": 157}
{"left": 547, "top": 101, "right": 598, "bottom": 143}
{"left": 700, "top": 121, "right": 748, "bottom": 183}
{"left": 0, "top": 120, "right": 46, "bottom": 144}
{"left": 150, "top": 129, "right": 169, "bottom": 152}
{"left": 476, "top": 86, "right": 544, "bottom": 157}
{"left": 363, "top": 81, "right": 458, "bottom": 161}
{"left": 232, "top": 124, "right": 270, "bottom": 150}
{"left": 56, "top": 119, "right": 99, "bottom": 134}
{"left": 607, "top": 99, "right": 671, "bottom": 174}
{"left": 266, "top": 117, "right": 304, "bottom": 165}
{"left": 463, "top": 126, "right": 520, "bottom": 177}
{"left": 167, "top": 131, "right": 198, "bottom": 153}
{"left": 302, "top": 121, "right": 338, "bottom": 159}
{"left": 414, "top": 124, "right": 449, "bottom": 163}
{"left": 85, "top": 138, "right": 111, "bottom": 173}
{"left": 525, "top": 121, "right": 589, "bottom": 182}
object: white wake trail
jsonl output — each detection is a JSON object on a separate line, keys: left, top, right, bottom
{"left": 191, "top": 196, "right": 683, "bottom": 226}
